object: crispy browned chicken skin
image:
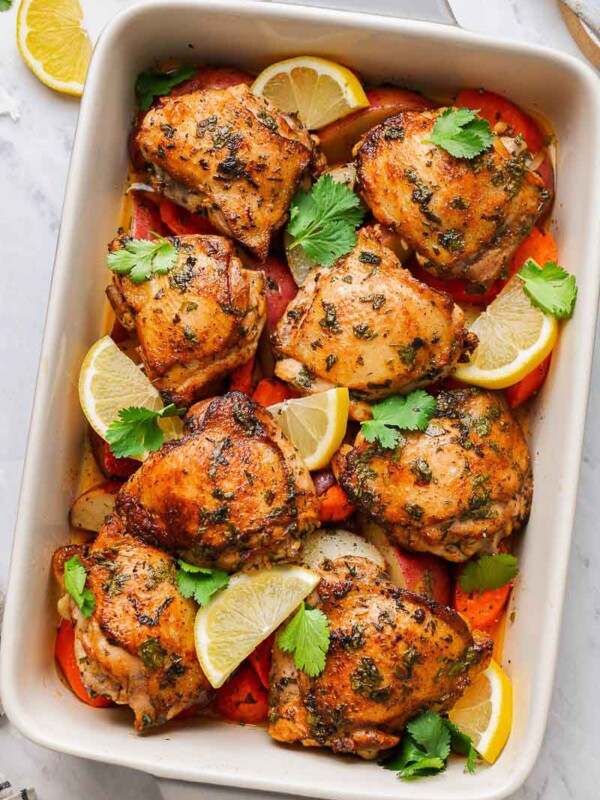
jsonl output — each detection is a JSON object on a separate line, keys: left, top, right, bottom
{"left": 355, "top": 109, "right": 551, "bottom": 285}
{"left": 136, "top": 84, "right": 322, "bottom": 259}
{"left": 273, "top": 227, "right": 474, "bottom": 409}
{"left": 334, "top": 388, "right": 532, "bottom": 561}
{"left": 106, "top": 234, "right": 266, "bottom": 406}
{"left": 269, "top": 556, "right": 492, "bottom": 757}
{"left": 116, "top": 392, "right": 319, "bottom": 571}
{"left": 53, "top": 515, "right": 212, "bottom": 731}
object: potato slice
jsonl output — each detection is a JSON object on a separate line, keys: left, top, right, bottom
{"left": 69, "top": 481, "right": 121, "bottom": 532}
{"left": 300, "top": 529, "right": 385, "bottom": 571}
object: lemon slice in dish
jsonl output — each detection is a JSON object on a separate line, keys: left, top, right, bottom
{"left": 78, "top": 336, "right": 182, "bottom": 460}
{"left": 448, "top": 659, "right": 513, "bottom": 764}
{"left": 453, "top": 276, "right": 558, "bottom": 389}
{"left": 17, "top": 0, "right": 92, "bottom": 96}
{"left": 194, "top": 565, "right": 320, "bottom": 688}
{"left": 251, "top": 56, "right": 369, "bottom": 129}
{"left": 269, "top": 387, "right": 349, "bottom": 470}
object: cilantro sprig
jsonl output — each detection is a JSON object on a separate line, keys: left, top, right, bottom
{"left": 64, "top": 555, "right": 95, "bottom": 618}
{"left": 135, "top": 64, "right": 197, "bottom": 111}
{"left": 383, "top": 711, "right": 478, "bottom": 779}
{"left": 107, "top": 235, "right": 177, "bottom": 284}
{"left": 176, "top": 560, "right": 229, "bottom": 606}
{"left": 458, "top": 553, "right": 518, "bottom": 593}
{"left": 517, "top": 258, "right": 577, "bottom": 319}
{"left": 428, "top": 107, "right": 493, "bottom": 159}
{"left": 287, "top": 174, "right": 366, "bottom": 267}
{"left": 0, "top": 1, "right": 14, "bottom": 11}
{"left": 278, "top": 601, "right": 330, "bottom": 677}
{"left": 105, "top": 404, "right": 185, "bottom": 459}
{"left": 361, "top": 391, "right": 437, "bottom": 449}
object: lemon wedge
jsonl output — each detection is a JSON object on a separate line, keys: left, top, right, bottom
{"left": 454, "top": 276, "right": 558, "bottom": 389}
{"left": 17, "top": 0, "right": 92, "bottom": 96}
{"left": 78, "top": 336, "right": 182, "bottom": 460}
{"left": 448, "top": 659, "right": 513, "bottom": 764}
{"left": 269, "top": 387, "right": 349, "bottom": 470}
{"left": 194, "top": 565, "right": 320, "bottom": 688}
{"left": 251, "top": 56, "right": 369, "bottom": 130}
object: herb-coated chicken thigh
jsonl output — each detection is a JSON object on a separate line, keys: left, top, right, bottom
{"left": 269, "top": 556, "right": 492, "bottom": 757}
{"left": 116, "top": 392, "right": 319, "bottom": 572}
{"left": 355, "top": 109, "right": 551, "bottom": 285}
{"left": 106, "top": 234, "right": 266, "bottom": 406}
{"left": 53, "top": 515, "right": 212, "bottom": 731}
{"left": 272, "top": 227, "right": 474, "bottom": 411}
{"left": 135, "top": 84, "right": 322, "bottom": 259}
{"left": 334, "top": 388, "right": 532, "bottom": 561}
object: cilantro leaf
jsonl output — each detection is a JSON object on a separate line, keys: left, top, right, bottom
{"left": 445, "top": 719, "right": 479, "bottom": 773}
{"left": 0, "top": 0, "right": 13, "bottom": 11}
{"left": 382, "top": 712, "right": 478, "bottom": 780}
{"left": 428, "top": 107, "right": 493, "bottom": 159}
{"left": 64, "top": 555, "right": 95, "bottom": 617}
{"left": 135, "top": 64, "right": 197, "bottom": 111}
{"left": 287, "top": 174, "right": 366, "bottom": 267}
{"left": 176, "top": 560, "right": 229, "bottom": 606}
{"left": 105, "top": 403, "right": 184, "bottom": 459}
{"left": 458, "top": 553, "right": 519, "bottom": 593}
{"left": 361, "top": 391, "right": 437, "bottom": 448}
{"left": 408, "top": 711, "right": 451, "bottom": 761}
{"left": 107, "top": 236, "right": 177, "bottom": 284}
{"left": 518, "top": 258, "right": 577, "bottom": 319}
{"left": 277, "top": 601, "right": 330, "bottom": 677}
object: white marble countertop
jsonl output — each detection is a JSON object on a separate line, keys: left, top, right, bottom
{"left": 0, "top": 1, "right": 599, "bottom": 798}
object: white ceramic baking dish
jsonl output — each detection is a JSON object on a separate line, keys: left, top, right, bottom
{"left": 2, "top": 2, "right": 600, "bottom": 798}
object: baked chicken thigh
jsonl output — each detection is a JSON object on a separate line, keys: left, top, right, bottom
{"left": 53, "top": 515, "right": 212, "bottom": 731}
{"left": 334, "top": 388, "right": 532, "bottom": 561}
{"left": 273, "top": 227, "right": 474, "bottom": 411}
{"left": 269, "top": 556, "right": 492, "bottom": 757}
{"left": 107, "top": 234, "right": 266, "bottom": 406}
{"left": 355, "top": 109, "right": 551, "bottom": 285}
{"left": 135, "top": 84, "right": 322, "bottom": 259}
{"left": 116, "top": 392, "right": 319, "bottom": 571}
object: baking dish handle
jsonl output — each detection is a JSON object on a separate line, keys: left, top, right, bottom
{"left": 266, "top": 0, "right": 456, "bottom": 24}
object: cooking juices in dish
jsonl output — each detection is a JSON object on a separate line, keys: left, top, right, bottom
{"left": 52, "top": 57, "right": 577, "bottom": 778}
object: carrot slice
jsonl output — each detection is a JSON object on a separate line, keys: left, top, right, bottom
{"left": 506, "top": 354, "right": 552, "bottom": 408}
{"left": 55, "top": 620, "right": 113, "bottom": 708}
{"left": 229, "top": 358, "right": 255, "bottom": 395}
{"left": 511, "top": 228, "right": 558, "bottom": 273}
{"left": 247, "top": 634, "right": 274, "bottom": 689}
{"left": 213, "top": 662, "right": 269, "bottom": 724}
{"left": 252, "top": 378, "right": 296, "bottom": 407}
{"left": 318, "top": 483, "right": 355, "bottom": 523}
{"left": 453, "top": 582, "right": 512, "bottom": 631}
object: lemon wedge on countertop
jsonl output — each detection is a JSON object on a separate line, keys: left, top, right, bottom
{"left": 17, "top": 0, "right": 92, "bottom": 96}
